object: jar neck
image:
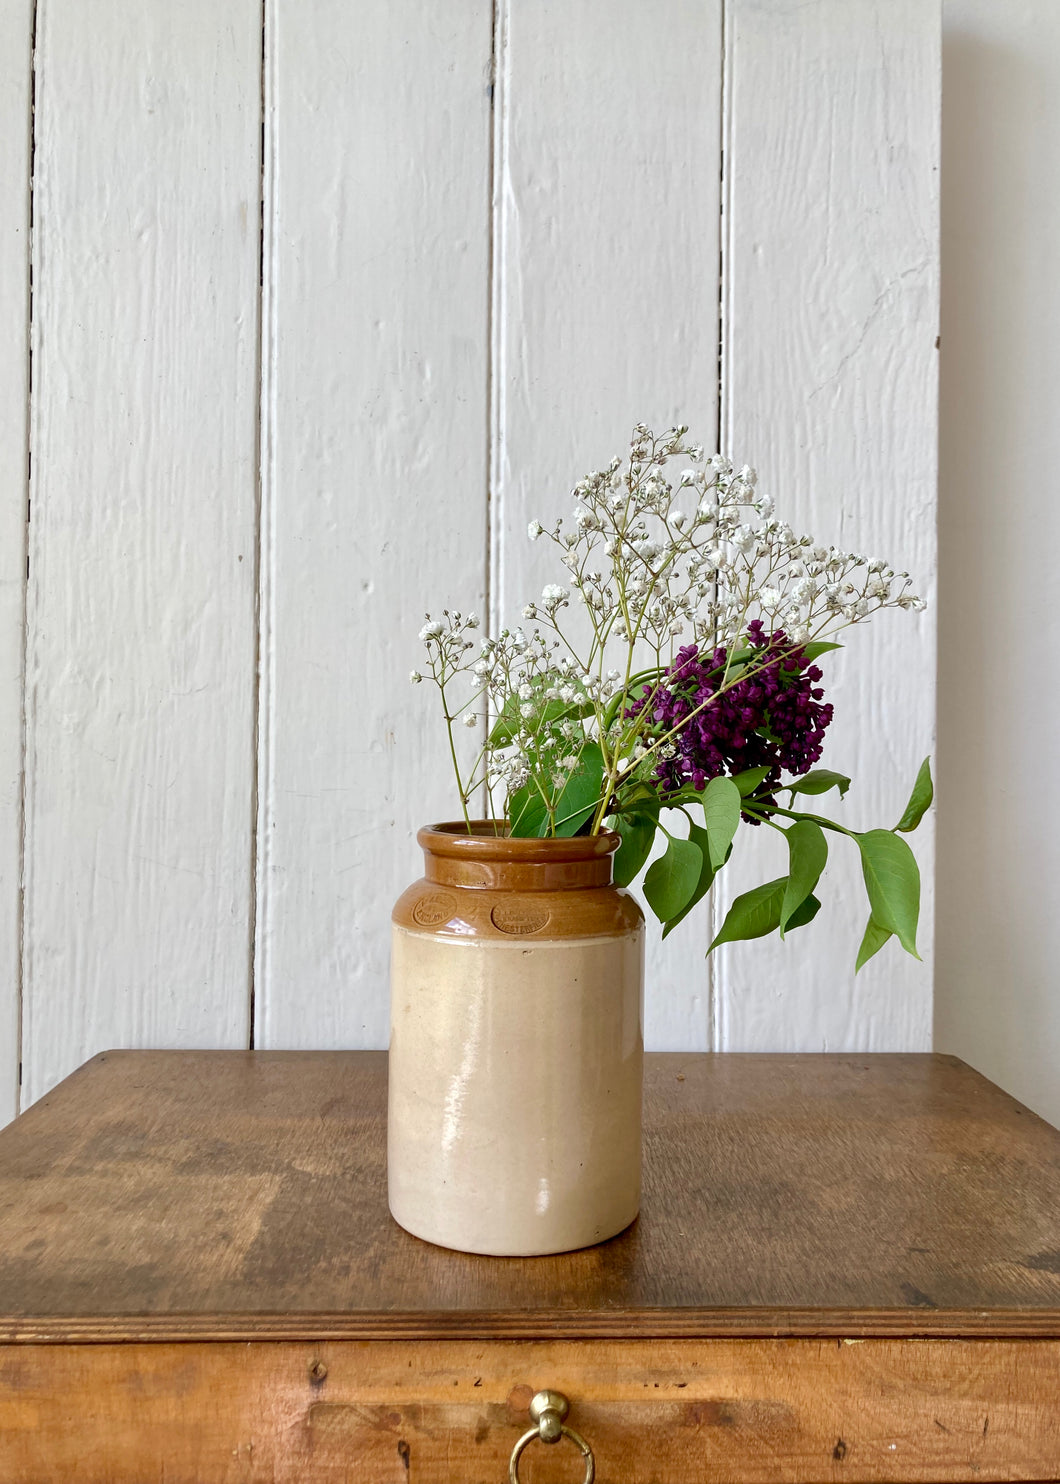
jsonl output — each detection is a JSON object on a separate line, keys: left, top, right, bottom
{"left": 419, "top": 822, "right": 618, "bottom": 891}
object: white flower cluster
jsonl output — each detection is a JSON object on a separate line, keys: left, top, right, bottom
{"left": 416, "top": 609, "right": 480, "bottom": 666}
{"left": 527, "top": 430, "right": 922, "bottom": 656}
{"left": 413, "top": 423, "right": 924, "bottom": 831}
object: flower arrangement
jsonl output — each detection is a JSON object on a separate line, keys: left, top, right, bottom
{"left": 412, "top": 423, "right": 931, "bottom": 969}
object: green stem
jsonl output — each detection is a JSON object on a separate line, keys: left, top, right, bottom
{"left": 436, "top": 665, "right": 472, "bottom": 832}
{"left": 746, "top": 800, "right": 856, "bottom": 838}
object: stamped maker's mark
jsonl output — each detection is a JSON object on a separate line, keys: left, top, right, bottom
{"left": 490, "top": 902, "right": 550, "bottom": 935}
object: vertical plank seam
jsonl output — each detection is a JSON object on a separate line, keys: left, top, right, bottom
{"left": 252, "top": 0, "right": 279, "bottom": 1050}
{"left": 482, "top": 0, "right": 500, "bottom": 802}
{"left": 15, "top": 0, "right": 41, "bottom": 1114}
{"left": 484, "top": 0, "right": 497, "bottom": 681}
{"left": 487, "top": 0, "right": 509, "bottom": 646}
{"left": 929, "top": 4, "right": 941, "bottom": 1025}
{"left": 246, "top": 0, "right": 265, "bottom": 1050}
{"left": 711, "top": 0, "right": 734, "bottom": 1054}
{"left": 485, "top": 0, "right": 510, "bottom": 821}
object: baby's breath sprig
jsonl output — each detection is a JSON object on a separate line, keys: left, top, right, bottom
{"left": 411, "top": 424, "right": 930, "bottom": 968}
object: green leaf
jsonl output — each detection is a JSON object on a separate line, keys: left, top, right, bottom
{"left": 709, "top": 876, "right": 788, "bottom": 950}
{"left": 661, "top": 823, "right": 720, "bottom": 939}
{"left": 855, "top": 915, "right": 893, "bottom": 972}
{"left": 507, "top": 779, "right": 549, "bottom": 837}
{"left": 616, "top": 780, "right": 659, "bottom": 809}
{"left": 733, "top": 766, "right": 772, "bottom": 797}
{"left": 488, "top": 705, "right": 518, "bottom": 748}
{"left": 552, "top": 741, "right": 605, "bottom": 837}
{"left": 488, "top": 675, "right": 593, "bottom": 747}
{"left": 643, "top": 835, "right": 704, "bottom": 922}
{"left": 798, "top": 640, "right": 843, "bottom": 661}
{"left": 656, "top": 787, "right": 706, "bottom": 809}
{"left": 611, "top": 810, "right": 658, "bottom": 888}
{"left": 780, "top": 820, "right": 828, "bottom": 935}
{"left": 855, "top": 829, "right": 921, "bottom": 958}
{"left": 788, "top": 769, "right": 851, "bottom": 799}
{"left": 895, "top": 756, "right": 933, "bottom": 833}
{"left": 507, "top": 742, "right": 604, "bottom": 839}
{"left": 702, "top": 776, "right": 742, "bottom": 869}
{"left": 785, "top": 892, "right": 821, "bottom": 931}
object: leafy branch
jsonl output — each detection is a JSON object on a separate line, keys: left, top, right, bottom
{"left": 411, "top": 422, "right": 930, "bottom": 966}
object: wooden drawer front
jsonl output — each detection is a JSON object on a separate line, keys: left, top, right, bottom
{"left": 2, "top": 1337, "right": 1058, "bottom": 1482}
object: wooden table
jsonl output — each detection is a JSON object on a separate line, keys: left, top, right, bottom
{"left": 1, "top": 1050, "right": 1058, "bottom": 1481}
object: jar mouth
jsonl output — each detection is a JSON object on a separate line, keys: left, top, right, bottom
{"left": 420, "top": 821, "right": 619, "bottom": 862}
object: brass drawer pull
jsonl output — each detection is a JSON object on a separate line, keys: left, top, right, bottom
{"left": 509, "top": 1389, "right": 595, "bottom": 1483}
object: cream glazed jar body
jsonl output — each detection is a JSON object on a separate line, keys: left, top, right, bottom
{"left": 388, "top": 823, "right": 644, "bottom": 1256}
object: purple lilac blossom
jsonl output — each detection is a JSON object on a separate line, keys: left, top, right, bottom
{"left": 626, "top": 619, "right": 834, "bottom": 815}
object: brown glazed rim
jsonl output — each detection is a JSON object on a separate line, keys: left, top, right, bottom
{"left": 419, "top": 821, "right": 620, "bottom": 862}
{"left": 402, "top": 820, "right": 636, "bottom": 911}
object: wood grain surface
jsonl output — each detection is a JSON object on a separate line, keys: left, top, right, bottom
{"left": 1, "top": 1050, "right": 1057, "bottom": 1342}
{"left": 21, "top": 0, "right": 262, "bottom": 1106}
{"left": 3, "top": 1336, "right": 1058, "bottom": 1483}
{"left": 717, "top": 0, "right": 940, "bottom": 1053}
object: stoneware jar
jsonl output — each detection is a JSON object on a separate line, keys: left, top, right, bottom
{"left": 388, "top": 822, "right": 644, "bottom": 1256}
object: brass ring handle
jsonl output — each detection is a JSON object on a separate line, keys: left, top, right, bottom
{"left": 509, "top": 1389, "right": 595, "bottom": 1484}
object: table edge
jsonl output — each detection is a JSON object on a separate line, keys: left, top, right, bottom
{"left": 3, "top": 1307, "right": 1060, "bottom": 1344}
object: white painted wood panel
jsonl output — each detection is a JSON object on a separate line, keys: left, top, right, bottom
{"left": 936, "top": 0, "right": 1060, "bottom": 1128}
{"left": 715, "top": 0, "right": 939, "bottom": 1050}
{"left": 20, "top": 0, "right": 262, "bottom": 1105}
{"left": 0, "top": 0, "right": 941, "bottom": 1123}
{"left": 255, "top": 0, "right": 494, "bottom": 1049}
{"left": 0, "top": 0, "right": 32, "bottom": 1119}
{"left": 491, "top": 0, "right": 724, "bottom": 1052}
